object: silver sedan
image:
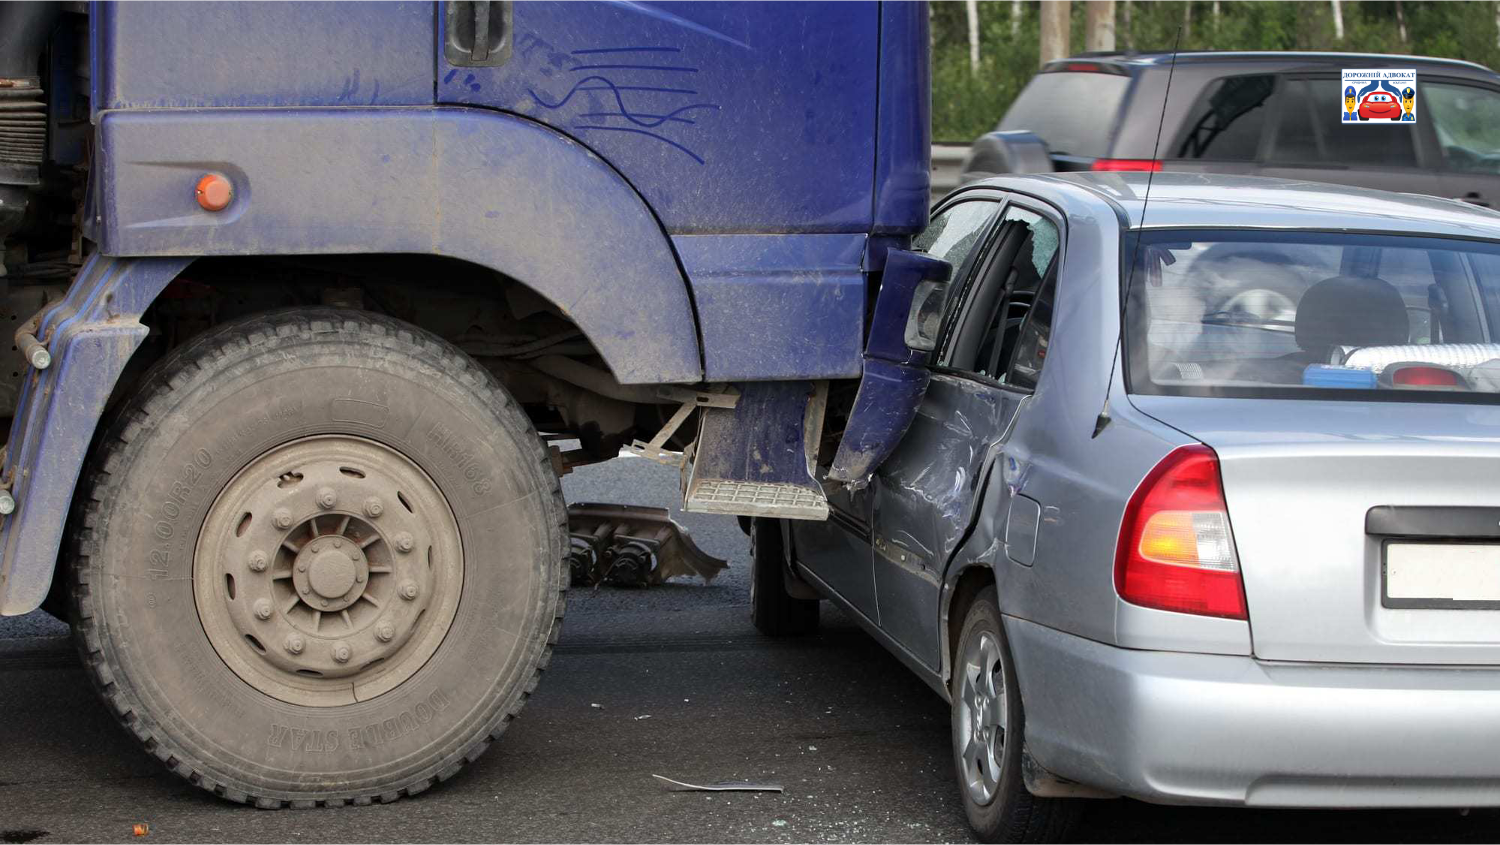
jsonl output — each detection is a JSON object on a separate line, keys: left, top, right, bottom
{"left": 751, "top": 173, "right": 1500, "bottom": 842}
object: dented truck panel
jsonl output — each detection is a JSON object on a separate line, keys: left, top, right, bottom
{"left": 828, "top": 249, "right": 951, "bottom": 484}
{"left": 0, "top": 255, "right": 192, "bottom": 615}
{"left": 95, "top": 108, "right": 701, "bottom": 386}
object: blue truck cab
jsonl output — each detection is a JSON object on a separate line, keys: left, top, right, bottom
{"left": 0, "top": 1, "right": 932, "bottom": 804}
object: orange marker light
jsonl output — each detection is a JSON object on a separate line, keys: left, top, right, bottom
{"left": 195, "top": 173, "right": 232, "bottom": 212}
{"left": 133, "top": 823, "right": 150, "bottom": 837}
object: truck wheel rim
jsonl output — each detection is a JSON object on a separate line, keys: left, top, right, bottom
{"left": 956, "top": 630, "right": 1006, "bottom": 805}
{"left": 194, "top": 435, "right": 464, "bottom": 707}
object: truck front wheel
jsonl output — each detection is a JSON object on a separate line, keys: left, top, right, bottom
{"left": 68, "top": 309, "right": 566, "bottom": 806}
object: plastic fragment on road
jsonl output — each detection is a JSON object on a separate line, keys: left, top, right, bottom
{"left": 133, "top": 823, "right": 149, "bottom": 837}
{"left": 652, "top": 774, "right": 784, "bottom": 793}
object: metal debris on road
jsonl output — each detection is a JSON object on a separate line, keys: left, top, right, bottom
{"left": 652, "top": 774, "right": 784, "bottom": 793}
{"left": 567, "top": 503, "right": 728, "bottom": 588}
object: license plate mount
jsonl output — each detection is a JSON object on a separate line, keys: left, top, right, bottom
{"left": 1382, "top": 540, "right": 1500, "bottom": 610}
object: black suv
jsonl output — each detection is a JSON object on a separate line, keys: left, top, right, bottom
{"left": 963, "top": 52, "right": 1500, "bottom": 207}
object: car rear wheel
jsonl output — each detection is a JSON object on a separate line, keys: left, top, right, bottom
{"left": 951, "top": 586, "right": 1076, "bottom": 842}
{"left": 749, "top": 517, "right": 818, "bottom": 636}
{"left": 68, "top": 309, "right": 567, "bottom": 806}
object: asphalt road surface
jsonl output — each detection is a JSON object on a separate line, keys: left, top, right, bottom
{"left": 2, "top": 456, "right": 1498, "bottom": 843}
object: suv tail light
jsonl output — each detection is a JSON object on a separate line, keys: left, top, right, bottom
{"left": 1091, "top": 158, "right": 1163, "bottom": 172}
{"left": 1114, "top": 445, "right": 1248, "bottom": 620}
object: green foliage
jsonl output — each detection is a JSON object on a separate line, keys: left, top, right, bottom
{"left": 931, "top": 0, "right": 1500, "bottom": 141}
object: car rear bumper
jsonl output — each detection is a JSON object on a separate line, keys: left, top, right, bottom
{"left": 1005, "top": 615, "right": 1500, "bottom": 807}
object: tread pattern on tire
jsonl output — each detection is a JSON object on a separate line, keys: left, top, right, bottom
{"left": 67, "top": 308, "right": 569, "bottom": 808}
{"left": 954, "top": 586, "right": 1078, "bottom": 843}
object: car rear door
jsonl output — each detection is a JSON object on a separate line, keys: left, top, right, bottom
{"left": 868, "top": 201, "right": 1063, "bottom": 670}
{"left": 792, "top": 196, "right": 1006, "bottom": 621}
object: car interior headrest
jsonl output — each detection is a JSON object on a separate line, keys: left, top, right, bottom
{"left": 1294, "top": 275, "right": 1408, "bottom": 358}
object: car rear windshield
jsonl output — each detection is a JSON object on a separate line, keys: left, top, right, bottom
{"left": 999, "top": 71, "right": 1131, "bottom": 159}
{"left": 1124, "top": 230, "right": 1500, "bottom": 403}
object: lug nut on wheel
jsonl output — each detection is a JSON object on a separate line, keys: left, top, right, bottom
{"left": 394, "top": 532, "right": 414, "bottom": 553}
{"left": 285, "top": 634, "right": 305, "bottom": 655}
{"left": 376, "top": 623, "right": 395, "bottom": 642}
{"left": 332, "top": 641, "right": 352, "bottom": 664}
{"left": 317, "top": 487, "right": 338, "bottom": 509}
{"left": 273, "top": 508, "right": 293, "bottom": 529}
{"left": 363, "top": 497, "right": 384, "bottom": 518}
{"left": 253, "top": 599, "right": 273, "bottom": 620}
{"left": 247, "top": 551, "right": 267, "bottom": 572}
{"left": 399, "top": 580, "right": 419, "bottom": 601}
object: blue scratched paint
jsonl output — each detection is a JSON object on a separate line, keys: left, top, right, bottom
{"left": 441, "top": 1, "right": 883, "bottom": 235}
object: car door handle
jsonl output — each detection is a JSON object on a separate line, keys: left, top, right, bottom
{"left": 444, "top": 1, "right": 512, "bottom": 67}
{"left": 1453, "top": 192, "right": 1492, "bottom": 208}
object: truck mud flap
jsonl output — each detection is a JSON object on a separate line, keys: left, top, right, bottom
{"left": 0, "top": 254, "right": 190, "bottom": 615}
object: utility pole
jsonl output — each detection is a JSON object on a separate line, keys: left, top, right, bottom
{"left": 966, "top": 0, "right": 981, "bottom": 74}
{"left": 1040, "top": 0, "right": 1071, "bottom": 65}
{"left": 1183, "top": 1, "right": 1192, "bottom": 42}
{"left": 1122, "top": 0, "right": 1132, "bottom": 50}
{"left": 1395, "top": 0, "right": 1408, "bottom": 45}
{"left": 1086, "top": 0, "right": 1116, "bottom": 52}
{"left": 1331, "top": 0, "right": 1344, "bottom": 42}
{"left": 1012, "top": 0, "right": 1022, "bottom": 37}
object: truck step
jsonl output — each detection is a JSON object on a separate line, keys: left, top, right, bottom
{"left": 682, "top": 381, "right": 828, "bottom": 521}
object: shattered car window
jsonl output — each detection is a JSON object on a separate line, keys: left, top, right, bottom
{"left": 913, "top": 200, "right": 1001, "bottom": 277}
{"left": 1125, "top": 229, "right": 1500, "bottom": 401}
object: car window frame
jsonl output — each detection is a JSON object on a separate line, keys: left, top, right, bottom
{"left": 920, "top": 188, "right": 1013, "bottom": 355}
{"left": 932, "top": 194, "right": 1067, "bottom": 395}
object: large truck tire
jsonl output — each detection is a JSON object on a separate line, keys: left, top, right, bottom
{"left": 749, "top": 518, "right": 818, "bottom": 636}
{"left": 67, "top": 309, "right": 567, "bottom": 807}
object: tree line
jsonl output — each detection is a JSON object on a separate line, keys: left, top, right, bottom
{"left": 932, "top": 0, "right": 1500, "bottom": 140}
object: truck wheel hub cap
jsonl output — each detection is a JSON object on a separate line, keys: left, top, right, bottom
{"left": 956, "top": 630, "right": 1007, "bottom": 806}
{"left": 194, "top": 435, "right": 464, "bottom": 707}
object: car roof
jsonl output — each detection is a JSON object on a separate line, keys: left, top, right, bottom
{"left": 1052, "top": 51, "right": 1496, "bottom": 76}
{"left": 969, "top": 172, "right": 1500, "bottom": 241}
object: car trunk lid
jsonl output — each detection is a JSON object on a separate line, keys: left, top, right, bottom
{"left": 1134, "top": 394, "right": 1500, "bottom": 664}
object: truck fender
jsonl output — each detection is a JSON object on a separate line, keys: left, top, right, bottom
{"left": 0, "top": 255, "right": 191, "bottom": 614}
{"left": 94, "top": 107, "right": 702, "bottom": 386}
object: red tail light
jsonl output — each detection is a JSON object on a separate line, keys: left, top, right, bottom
{"left": 1091, "top": 158, "right": 1163, "bottom": 172}
{"left": 1114, "top": 445, "right": 1248, "bottom": 620}
{"left": 1391, "top": 365, "right": 1460, "bottom": 386}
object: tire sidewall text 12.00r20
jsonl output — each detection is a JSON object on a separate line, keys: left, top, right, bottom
{"left": 68, "top": 310, "right": 566, "bottom": 807}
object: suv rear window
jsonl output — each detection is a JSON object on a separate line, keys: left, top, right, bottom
{"left": 999, "top": 71, "right": 1130, "bottom": 159}
{"left": 1125, "top": 230, "right": 1500, "bottom": 403}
